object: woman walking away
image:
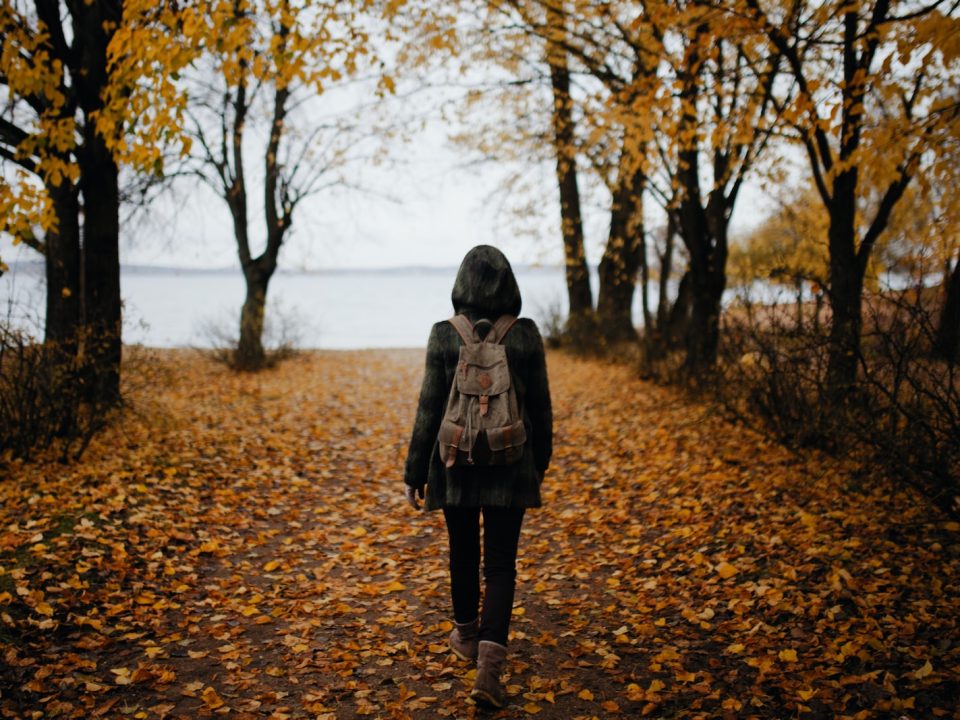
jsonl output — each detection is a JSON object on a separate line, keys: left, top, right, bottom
{"left": 403, "top": 245, "right": 553, "bottom": 709}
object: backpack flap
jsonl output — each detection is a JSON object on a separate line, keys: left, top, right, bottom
{"left": 486, "top": 420, "right": 526, "bottom": 464}
{"left": 458, "top": 356, "right": 511, "bottom": 397}
{"left": 437, "top": 419, "right": 460, "bottom": 468}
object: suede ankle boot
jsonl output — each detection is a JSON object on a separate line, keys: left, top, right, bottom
{"left": 470, "top": 640, "right": 508, "bottom": 708}
{"left": 449, "top": 618, "right": 479, "bottom": 661}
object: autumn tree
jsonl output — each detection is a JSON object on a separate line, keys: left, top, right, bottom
{"left": 522, "top": 0, "right": 656, "bottom": 344}
{"left": 743, "top": 0, "right": 960, "bottom": 397}
{"left": 728, "top": 184, "right": 829, "bottom": 328}
{"left": 436, "top": 1, "right": 598, "bottom": 340}
{"left": 526, "top": 0, "right": 782, "bottom": 364}
{"left": 0, "top": 0, "right": 194, "bottom": 404}
{"left": 454, "top": 0, "right": 649, "bottom": 345}
{"left": 179, "top": 0, "right": 393, "bottom": 371}
{"left": 642, "top": 1, "right": 781, "bottom": 370}
{"left": 1, "top": 0, "right": 123, "bottom": 401}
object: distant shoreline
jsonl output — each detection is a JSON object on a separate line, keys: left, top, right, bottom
{"left": 4, "top": 261, "right": 567, "bottom": 277}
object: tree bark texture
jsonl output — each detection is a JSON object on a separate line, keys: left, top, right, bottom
{"left": 656, "top": 215, "right": 677, "bottom": 334}
{"left": 229, "top": 78, "right": 289, "bottom": 370}
{"left": 935, "top": 257, "right": 960, "bottom": 365}
{"left": 237, "top": 268, "right": 270, "bottom": 370}
{"left": 825, "top": 172, "right": 863, "bottom": 397}
{"left": 597, "top": 158, "right": 644, "bottom": 344}
{"left": 44, "top": 181, "right": 81, "bottom": 357}
{"left": 675, "top": 119, "right": 727, "bottom": 370}
{"left": 76, "top": 0, "right": 123, "bottom": 404}
{"left": 546, "top": 11, "right": 593, "bottom": 330}
{"left": 79, "top": 129, "right": 122, "bottom": 404}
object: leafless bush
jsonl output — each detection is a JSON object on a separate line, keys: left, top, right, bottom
{"left": 855, "top": 291, "right": 960, "bottom": 509}
{"left": 195, "top": 299, "right": 306, "bottom": 370}
{"left": 534, "top": 295, "right": 567, "bottom": 349}
{"left": 715, "top": 287, "right": 960, "bottom": 515}
{"left": 0, "top": 325, "right": 109, "bottom": 463}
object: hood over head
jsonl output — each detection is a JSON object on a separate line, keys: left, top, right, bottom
{"left": 451, "top": 245, "right": 522, "bottom": 317}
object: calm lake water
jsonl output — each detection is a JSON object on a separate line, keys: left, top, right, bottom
{"left": 1, "top": 265, "right": 649, "bottom": 349}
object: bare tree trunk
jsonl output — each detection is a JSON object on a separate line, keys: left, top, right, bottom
{"left": 546, "top": 6, "right": 593, "bottom": 336}
{"left": 684, "top": 241, "right": 727, "bottom": 371}
{"left": 656, "top": 215, "right": 677, "bottom": 334}
{"left": 935, "top": 257, "right": 960, "bottom": 365}
{"left": 237, "top": 265, "right": 271, "bottom": 370}
{"left": 666, "top": 270, "right": 693, "bottom": 348}
{"left": 639, "top": 230, "right": 652, "bottom": 333}
{"left": 825, "top": 174, "right": 862, "bottom": 398}
{"left": 676, "top": 175, "right": 728, "bottom": 373}
{"left": 597, "top": 160, "right": 644, "bottom": 344}
{"left": 44, "top": 182, "right": 81, "bottom": 356}
{"left": 79, "top": 134, "right": 122, "bottom": 404}
{"left": 77, "top": 0, "right": 123, "bottom": 405}
{"left": 228, "top": 76, "right": 289, "bottom": 371}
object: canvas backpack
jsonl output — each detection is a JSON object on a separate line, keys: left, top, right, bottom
{"left": 437, "top": 314, "right": 526, "bottom": 468}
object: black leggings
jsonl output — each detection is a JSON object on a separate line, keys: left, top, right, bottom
{"left": 443, "top": 506, "right": 525, "bottom": 647}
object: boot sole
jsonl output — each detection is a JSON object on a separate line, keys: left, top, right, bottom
{"left": 470, "top": 688, "right": 506, "bottom": 709}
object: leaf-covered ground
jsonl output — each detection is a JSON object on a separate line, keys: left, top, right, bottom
{"left": 1, "top": 349, "right": 958, "bottom": 719}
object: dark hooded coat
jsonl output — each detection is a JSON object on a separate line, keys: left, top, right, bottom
{"left": 404, "top": 246, "right": 553, "bottom": 510}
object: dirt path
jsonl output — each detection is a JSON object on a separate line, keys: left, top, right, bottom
{"left": 1, "top": 349, "right": 957, "bottom": 719}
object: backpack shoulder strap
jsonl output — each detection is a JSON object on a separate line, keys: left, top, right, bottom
{"left": 489, "top": 315, "right": 519, "bottom": 344}
{"left": 448, "top": 314, "right": 477, "bottom": 344}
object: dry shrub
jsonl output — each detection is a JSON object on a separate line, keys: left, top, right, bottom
{"left": 196, "top": 300, "right": 306, "bottom": 371}
{"left": 714, "top": 288, "right": 960, "bottom": 515}
{"left": 0, "top": 325, "right": 109, "bottom": 463}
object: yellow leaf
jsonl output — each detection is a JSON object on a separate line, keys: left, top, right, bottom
{"left": 263, "top": 560, "right": 281, "bottom": 572}
{"left": 725, "top": 643, "right": 744, "bottom": 654}
{"left": 35, "top": 601, "right": 54, "bottom": 616}
{"left": 578, "top": 689, "right": 594, "bottom": 701}
{"left": 111, "top": 667, "right": 132, "bottom": 686}
{"left": 523, "top": 703, "right": 541, "bottom": 714}
{"left": 798, "top": 689, "right": 815, "bottom": 701}
{"left": 383, "top": 580, "right": 405, "bottom": 593}
{"left": 647, "top": 679, "right": 665, "bottom": 693}
{"left": 202, "top": 686, "right": 224, "bottom": 709}
{"left": 914, "top": 660, "right": 933, "bottom": 679}
{"left": 779, "top": 649, "right": 798, "bottom": 662}
{"left": 715, "top": 561, "right": 739, "bottom": 579}
{"left": 601, "top": 700, "right": 621, "bottom": 713}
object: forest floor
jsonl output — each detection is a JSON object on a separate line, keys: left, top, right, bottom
{"left": 0, "top": 348, "right": 958, "bottom": 720}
